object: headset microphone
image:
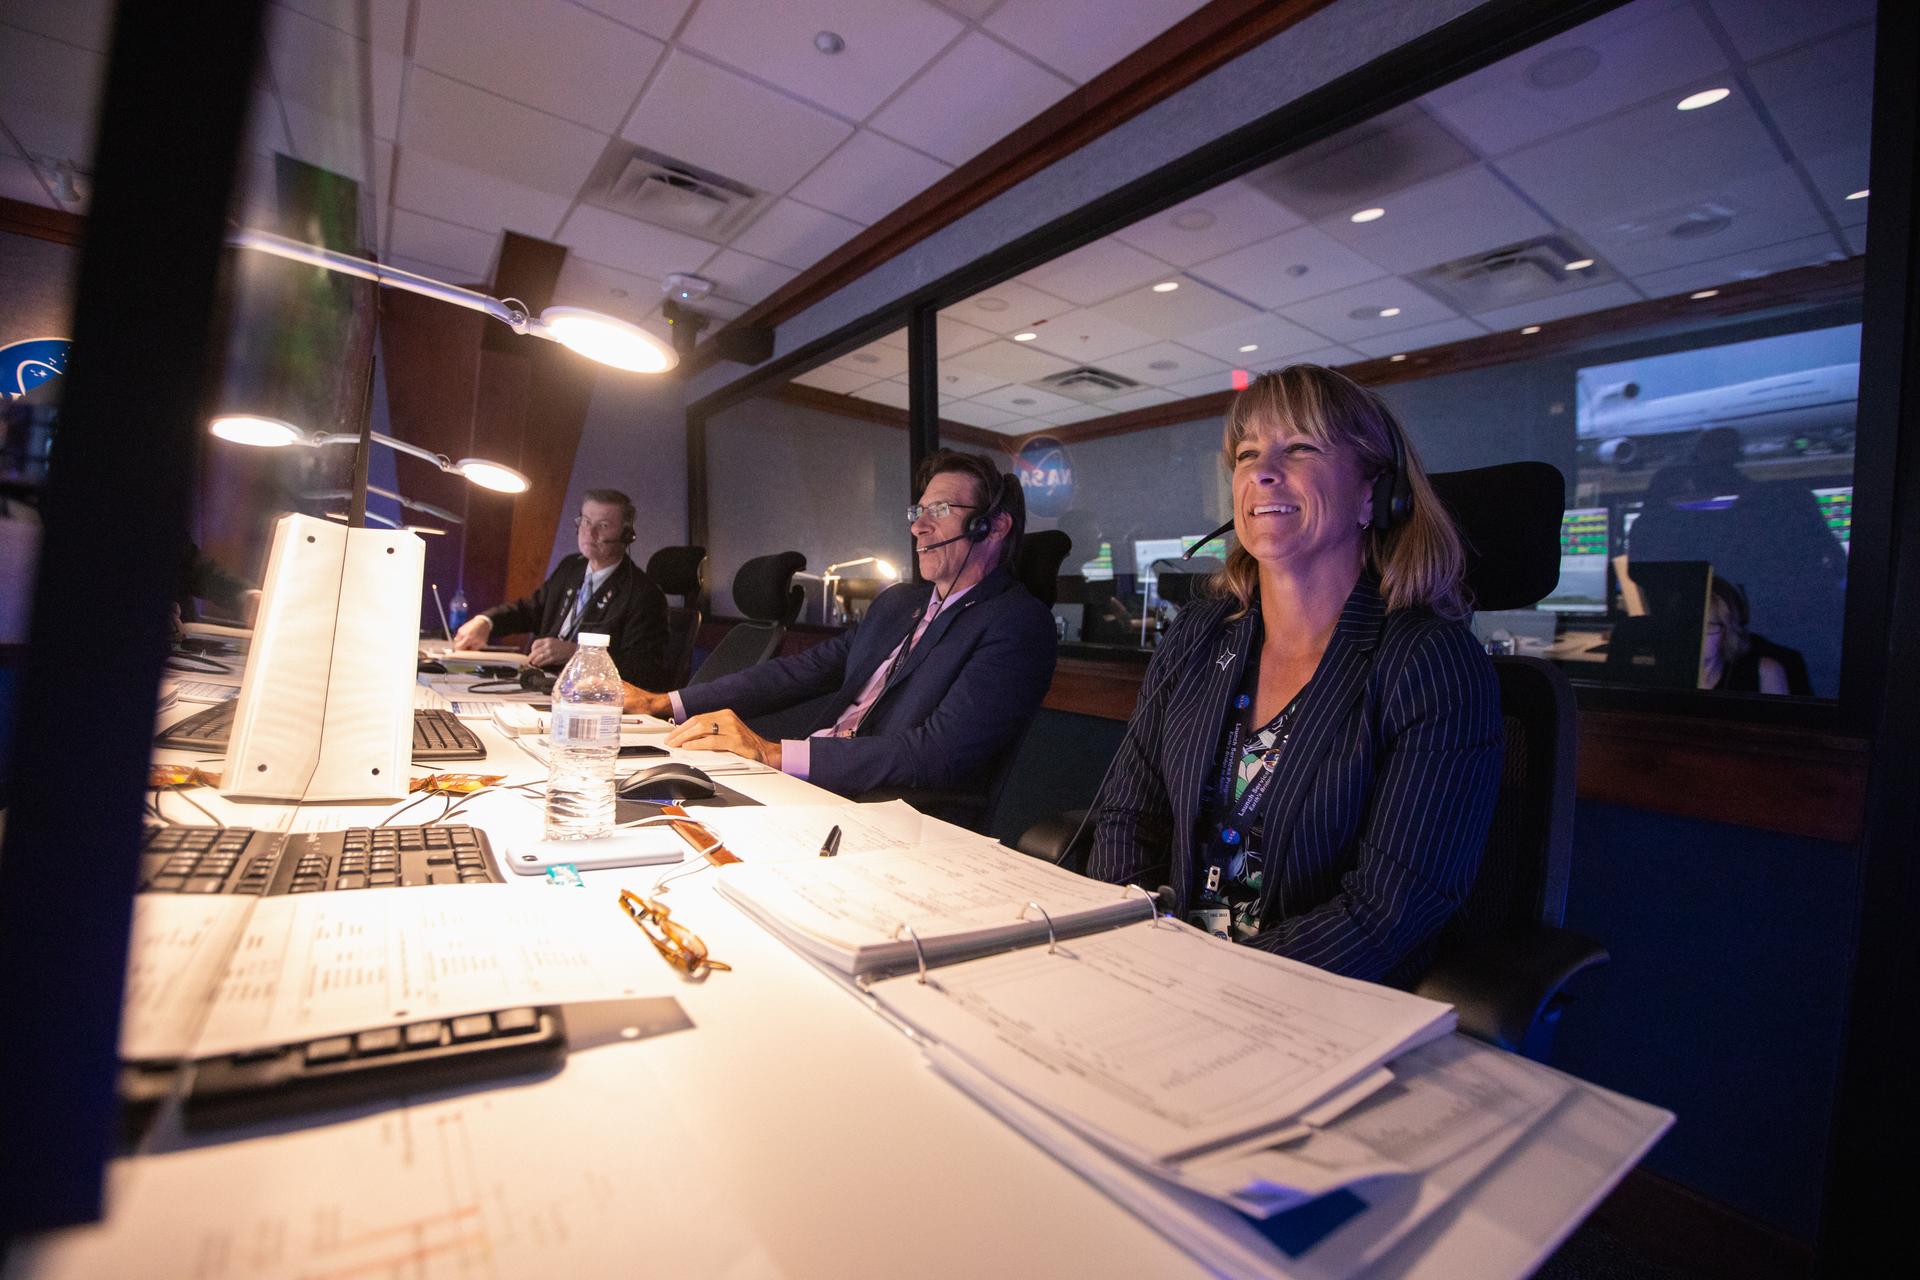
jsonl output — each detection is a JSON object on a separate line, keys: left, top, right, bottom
{"left": 1184, "top": 519, "right": 1235, "bottom": 559}
{"left": 916, "top": 531, "right": 971, "bottom": 553}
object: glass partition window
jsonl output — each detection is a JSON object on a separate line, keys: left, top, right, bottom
{"left": 933, "top": 0, "right": 1874, "bottom": 699}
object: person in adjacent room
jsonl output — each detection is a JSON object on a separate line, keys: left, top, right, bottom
{"left": 1084, "top": 364, "right": 1502, "bottom": 987}
{"left": 452, "top": 488, "right": 670, "bottom": 689}
{"left": 1700, "top": 577, "right": 1793, "bottom": 695}
{"left": 622, "top": 449, "right": 1058, "bottom": 798}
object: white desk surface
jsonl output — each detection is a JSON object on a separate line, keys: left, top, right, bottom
{"left": 18, "top": 701, "right": 1670, "bottom": 1280}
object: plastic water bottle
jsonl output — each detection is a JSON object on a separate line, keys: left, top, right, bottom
{"left": 544, "top": 632, "right": 621, "bottom": 839}
{"left": 448, "top": 587, "right": 469, "bottom": 632}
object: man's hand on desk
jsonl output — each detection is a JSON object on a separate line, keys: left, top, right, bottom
{"left": 528, "top": 636, "right": 577, "bottom": 669}
{"left": 623, "top": 684, "right": 672, "bottom": 717}
{"left": 665, "top": 708, "right": 783, "bottom": 770}
{"left": 452, "top": 615, "right": 493, "bottom": 651}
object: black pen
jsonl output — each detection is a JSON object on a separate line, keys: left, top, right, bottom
{"left": 818, "top": 825, "right": 842, "bottom": 857}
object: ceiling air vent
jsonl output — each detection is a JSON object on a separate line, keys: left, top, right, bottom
{"left": 1037, "top": 366, "right": 1143, "bottom": 403}
{"left": 1412, "top": 236, "right": 1614, "bottom": 315}
{"left": 582, "top": 143, "right": 768, "bottom": 240}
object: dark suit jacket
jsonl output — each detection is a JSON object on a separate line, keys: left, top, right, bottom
{"left": 482, "top": 554, "right": 670, "bottom": 689}
{"left": 1086, "top": 577, "right": 1501, "bottom": 987}
{"left": 678, "top": 566, "right": 1058, "bottom": 797}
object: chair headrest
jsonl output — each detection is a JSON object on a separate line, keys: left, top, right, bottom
{"left": 646, "top": 545, "right": 707, "bottom": 600}
{"left": 1014, "top": 530, "right": 1073, "bottom": 606}
{"left": 732, "top": 551, "right": 807, "bottom": 623}
{"left": 1426, "top": 462, "right": 1565, "bottom": 612}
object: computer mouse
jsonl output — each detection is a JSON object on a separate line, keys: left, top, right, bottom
{"left": 417, "top": 658, "right": 448, "bottom": 674}
{"left": 617, "top": 762, "right": 716, "bottom": 804}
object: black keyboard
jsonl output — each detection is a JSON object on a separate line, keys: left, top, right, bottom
{"left": 139, "top": 824, "right": 501, "bottom": 893}
{"left": 156, "top": 703, "right": 487, "bottom": 760}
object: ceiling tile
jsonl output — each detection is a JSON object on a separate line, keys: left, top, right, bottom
{"left": 1243, "top": 104, "right": 1474, "bottom": 224}
{"left": 1191, "top": 224, "right": 1388, "bottom": 310}
{"left": 1021, "top": 237, "right": 1172, "bottom": 307}
{"left": 1165, "top": 371, "right": 1243, "bottom": 398}
{"left": 1316, "top": 165, "right": 1554, "bottom": 276}
{"left": 400, "top": 70, "right": 608, "bottom": 195}
{"left": 702, "top": 247, "right": 800, "bottom": 303}
{"left": 1099, "top": 387, "right": 1183, "bottom": 413}
{"left": 274, "top": 0, "right": 409, "bottom": 51}
{"left": 1628, "top": 232, "right": 1848, "bottom": 299}
{"left": 870, "top": 32, "right": 1071, "bottom": 166}
{"left": 1113, "top": 178, "right": 1305, "bottom": 267}
{"left": 792, "top": 363, "right": 883, "bottom": 395}
{"left": 1746, "top": 25, "right": 1873, "bottom": 221}
{"left": 553, "top": 254, "right": 660, "bottom": 324}
{"left": 940, "top": 399, "right": 1024, "bottom": 429}
{"left": 1287, "top": 345, "right": 1367, "bottom": 369}
{"left": 1801, "top": 146, "right": 1870, "bottom": 228}
{"left": 1280, "top": 278, "right": 1460, "bottom": 343}
{"left": 679, "top": 0, "right": 963, "bottom": 120}
{"left": 933, "top": 315, "right": 998, "bottom": 355}
{"left": 0, "top": 26, "right": 103, "bottom": 161}
{"left": 1023, "top": 307, "right": 1159, "bottom": 363}
{"left": 1706, "top": 0, "right": 1876, "bottom": 63}
{"left": 1095, "top": 341, "right": 1231, "bottom": 388}
{"left": 1035, "top": 403, "right": 1111, "bottom": 426}
{"left": 1422, "top": 1, "right": 1729, "bottom": 158}
{"left": 1182, "top": 311, "right": 1335, "bottom": 365}
{"left": 1347, "top": 317, "right": 1489, "bottom": 358}
{"left": 414, "top": 0, "right": 663, "bottom": 132}
{"left": 0, "top": 0, "right": 114, "bottom": 50}
{"left": 728, "top": 198, "right": 863, "bottom": 269}
{"left": 985, "top": 0, "right": 1209, "bottom": 83}
{"left": 851, "top": 379, "right": 913, "bottom": 410}
{"left": 390, "top": 208, "right": 499, "bottom": 278}
{"left": 571, "top": 0, "right": 698, "bottom": 42}
{"left": 830, "top": 338, "right": 908, "bottom": 378}
{"left": 282, "top": 98, "right": 376, "bottom": 189}
{"left": 942, "top": 280, "right": 1073, "bottom": 334}
{"left": 372, "top": 138, "right": 393, "bottom": 251}
{"left": 557, "top": 203, "right": 720, "bottom": 280}
{"left": 1471, "top": 281, "right": 1643, "bottom": 333}
{"left": 932, "top": 0, "right": 999, "bottom": 21}
{"left": 970, "top": 383, "right": 1082, "bottom": 416}
{"left": 623, "top": 50, "right": 853, "bottom": 195}
{"left": 949, "top": 339, "right": 1076, "bottom": 384}
{"left": 268, "top": 6, "right": 401, "bottom": 137}
{"left": 789, "top": 128, "right": 951, "bottom": 224}
{"left": 386, "top": 251, "right": 471, "bottom": 280}
{"left": 244, "top": 88, "right": 293, "bottom": 159}
{"left": 0, "top": 152, "right": 54, "bottom": 209}
{"left": 393, "top": 149, "right": 572, "bottom": 239}
{"left": 1091, "top": 276, "right": 1259, "bottom": 340}
{"left": 929, "top": 362, "right": 1007, "bottom": 399}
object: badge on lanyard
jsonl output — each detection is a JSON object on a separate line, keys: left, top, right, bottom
{"left": 1190, "top": 906, "right": 1231, "bottom": 939}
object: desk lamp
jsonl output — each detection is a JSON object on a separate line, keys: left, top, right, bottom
{"left": 821, "top": 556, "right": 898, "bottom": 623}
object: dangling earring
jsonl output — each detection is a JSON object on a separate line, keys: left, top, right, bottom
{"left": 1359, "top": 517, "right": 1372, "bottom": 530}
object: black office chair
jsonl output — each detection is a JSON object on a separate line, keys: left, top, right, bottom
{"left": 688, "top": 551, "right": 805, "bottom": 686}
{"left": 857, "top": 532, "right": 1072, "bottom": 833}
{"left": 645, "top": 545, "right": 707, "bottom": 690}
{"left": 1016, "top": 462, "right": 1607, "bottom": 1059}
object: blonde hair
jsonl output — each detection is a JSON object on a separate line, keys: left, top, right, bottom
{"left": 1211, "top": 365, "right": 1470, "bottom": 621}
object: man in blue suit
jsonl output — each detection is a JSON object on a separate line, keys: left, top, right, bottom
{"left": 621, "top": 450, "right": 1058, "bottom": 798}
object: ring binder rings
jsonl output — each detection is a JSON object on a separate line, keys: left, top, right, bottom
{"left": 1020, "top": 901, "right": 1059, "bottom": 954}
{"left": 893, "top": 923, "right": 934, "bottom": 986}
{"left": 1126, "top": 883, "right": 1173, "bottom": 928}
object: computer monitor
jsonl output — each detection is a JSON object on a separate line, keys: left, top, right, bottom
{"left": 1812, "top": 486, "right": 1852, "bottom": 552}
{"left": 1133, "top": 536, "right": 1208, "bottom": 608}
{"left": 1539, "top": 507, "right": 1609, "bottom": 613}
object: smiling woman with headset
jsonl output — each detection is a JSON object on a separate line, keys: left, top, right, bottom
{"left": 1083, "top": 365, "right": 1503, "bottom": 987}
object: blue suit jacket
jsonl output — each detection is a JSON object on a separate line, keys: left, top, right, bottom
{"left": 1086, "top": 577, "right": 1501, "bottom": 986}
{"left": 678, "top": 566, "right": 1058, "bottom": 797}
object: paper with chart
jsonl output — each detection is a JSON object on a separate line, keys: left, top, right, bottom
{"left": 873, "top": 918, "right": 1454, "bottom": 1164}
{"left": 119, "top": 895, "right": 257, "bottom": 1061}
{"left": 142, "top": 885, "right": 677, "bottom": 1058}
{"left": 714, "top": 839, "right": 1155, "bottom": 975}
{"left": 692, "top": 800, "right": 984, "bottom": 863}
{"left": 17, "top": 1049, "right": 779, "bottom": 1280}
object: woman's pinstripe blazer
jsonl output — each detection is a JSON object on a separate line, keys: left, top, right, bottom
{"left": 1086, "top": 576, "right": 1502, "bottom": 987}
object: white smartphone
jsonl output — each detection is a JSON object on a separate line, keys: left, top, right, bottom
{"left": 504, "top": 829, "right": 685, "bottom": 875}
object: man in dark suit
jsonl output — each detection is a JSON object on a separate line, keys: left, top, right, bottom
{"left": 623, "top": 451, "right": 1058, "bottom": 798}
{"left": 452, "top": 488, "right": 670, "bottom": 689}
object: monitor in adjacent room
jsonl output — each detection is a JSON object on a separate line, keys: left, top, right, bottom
{"left": 1540, "top": 507, "right": 1609, "bottom": 614}
{"left": 1813, "top": 486, "right": 1852, "bottom": 552}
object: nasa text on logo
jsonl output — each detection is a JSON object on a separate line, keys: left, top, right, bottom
{"left": 1015, "top": 435, "right": 1073, "bottom": 518}
{"left": 0, "top": 337, "right": 71, "bottom": 398}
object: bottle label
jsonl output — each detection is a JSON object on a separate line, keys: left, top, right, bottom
{"left": 550, "top": 706, "right": 618, "bottom": 744}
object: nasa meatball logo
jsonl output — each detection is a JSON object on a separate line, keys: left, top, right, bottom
{"left": 1015, "top": 436, "right": 1073, "bottom": 517}
{"left": 0, "top": 337, "right": 70, "bottom": 398}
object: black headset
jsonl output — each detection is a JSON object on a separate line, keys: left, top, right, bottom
{"left": 964, "top": 469, "right": 1009, "bottom": 543}
{"left": 1369, "top": 422, "right": 1414, "bottom": 533}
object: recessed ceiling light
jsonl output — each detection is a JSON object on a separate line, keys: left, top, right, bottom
{"left": 814, "top": 31, "right": 845, "bottom": 54}
{"left": 1690, "top": 289, "right": 1720, "bottom": 299}
{"left": 973, "top": 296, "right": 1009, "bottom": 312}
{"left": 1521, "top": 325, "right": 1542, "bottom": 335}
{"left": 1012, "top": 331, "right": 1038, "bottom": 342}
{"left": 1238, "top": 344, "right": 1259, "bottom": 353}
{"left": 1389, "top": 354, "right": 1407, "bottom": 362}
{"left": 1350, "top": 207, "right": 1386, "bottom": 224}
{"left": 1379, "top": 307, "right": 1401, "bottom": 318}
{"left": 1172, "top": 209, "right": 1216, "bottom": 231}
{"left": 1563, "top": 258, "right": 1595, "bottom": 271}
{"left": 1152, "top": 281, "right": 1180, "bottom": 293}
{"left": 1847, "top": 189, "right": 1869, "bottom": 201}
{"left": 1676, "top": 87, "right": 1730, "bottom": 111}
